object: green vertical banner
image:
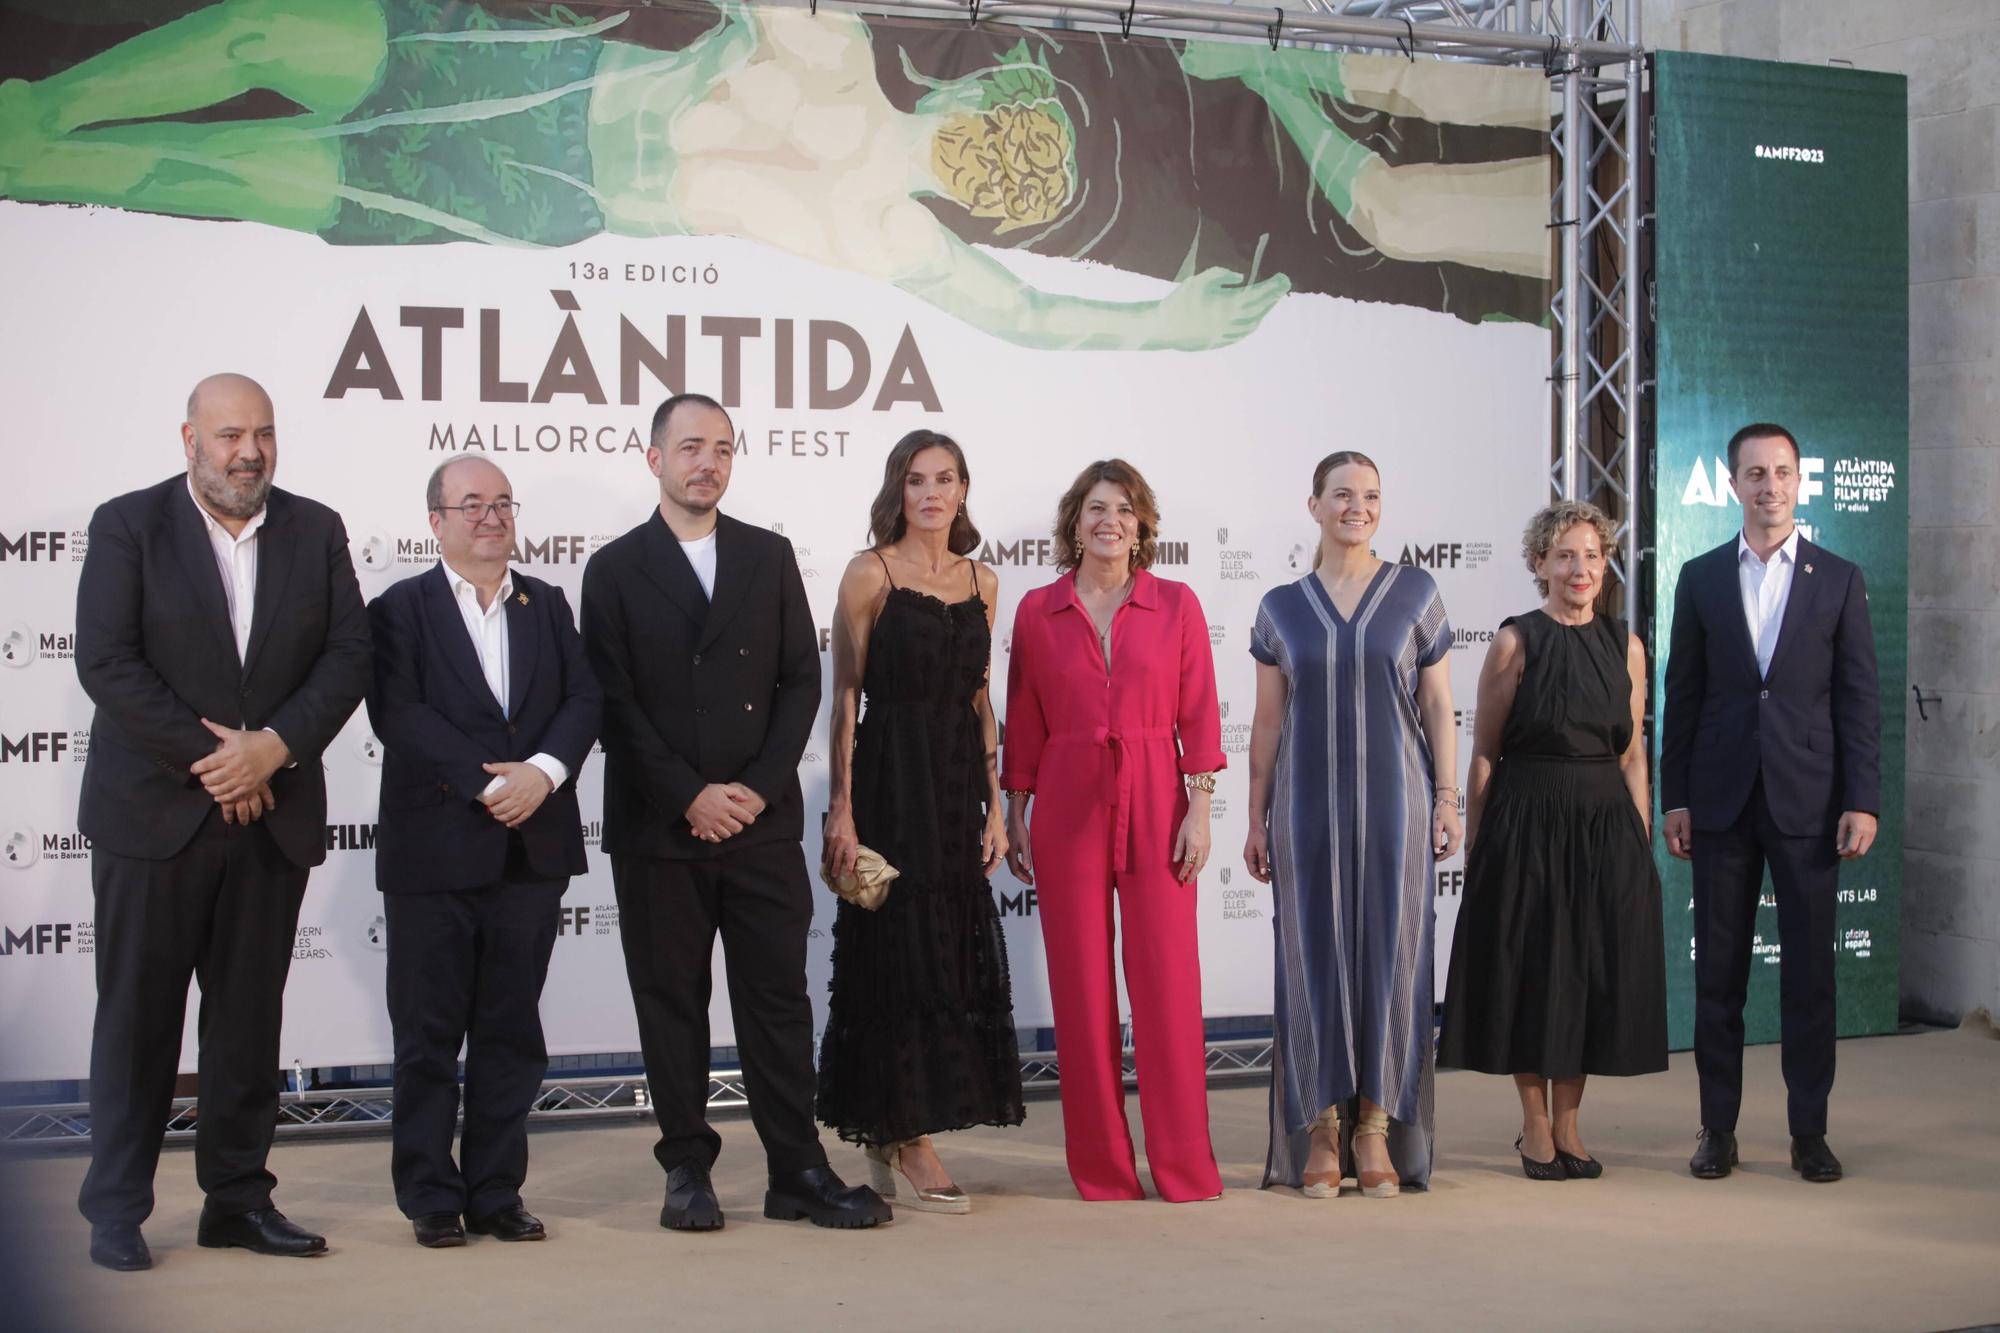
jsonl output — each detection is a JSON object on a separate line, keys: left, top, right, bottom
{"left": 1652, "top": 51, "right": 1908, "bottom": 1048}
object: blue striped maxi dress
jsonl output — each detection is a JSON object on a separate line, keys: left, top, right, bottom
{"left": 1250, "top": 566, "right": 1452, "bottom": 1190}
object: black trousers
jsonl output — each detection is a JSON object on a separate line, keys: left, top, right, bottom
{"left": 79, "top": 810, "right": 309, "bottom": 1227}
{"left": 384, "top": 873, "right": 564, "bottom": 1219}
{"left": 1692, "top": 777, "right": 1840, "bottom": 1136}
{"left": 611, "top": 842, "right": 827, "bottom": 1177}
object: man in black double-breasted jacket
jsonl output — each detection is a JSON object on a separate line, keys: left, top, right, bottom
{"left": 581, "top": 393, "right": 888, "bottom": 1231}
{"left": 1662, "top": 423, "right": 1882, "bottom": 1186}
{"left": 74, "top": 374, "right": 372, "bottom": 1270}
{"left": 366, "top": 456, "right": 601, "bottom": 1249}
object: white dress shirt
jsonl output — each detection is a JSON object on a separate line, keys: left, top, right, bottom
{"left": 439, "top": 561, "right": 569, "bottom": 798}
{"left": 680, "top": 530, "right": 718, "bottom": 600}
{"left": 187, "top": 474, "right": 265, "bottom": 660}
{"left": 1737, "top": 526, "right": 1800, "bottom": 680}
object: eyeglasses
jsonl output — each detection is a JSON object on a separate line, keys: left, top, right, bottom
{"left": 431, "top": 500, "right": 520, "bottom": 522}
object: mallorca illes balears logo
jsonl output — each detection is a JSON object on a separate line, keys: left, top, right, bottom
{"left": 324, "top": 289, "right": 942, "bottom": 459}
{"left": 355, "top": 731, "right": 385, "bottom": 765}
{"left": 4, "top": 825, "right": 90, "bottom": 868}
{"left": 2, "top": 623, "right": 76, "bottom": 668}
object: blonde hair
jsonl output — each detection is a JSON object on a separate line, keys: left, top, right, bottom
{"left": 1310, "top": 451, "right": 1382, "bottom": 570}
{"left": 932, "top": 105, "right": 1073, "bottom": 233}
{"left": 1521, "top": 500, "right": 1616, "bottom": 596}
{"left": 1053, "top": 459, "right": 1161, "bottom": 572}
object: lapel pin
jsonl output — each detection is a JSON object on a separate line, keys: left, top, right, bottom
{"left": 1803, "top": 563, "right": 1813, "bottom": 574}
{"left": 517, "top": 592, "right": 529, "bottom": 605}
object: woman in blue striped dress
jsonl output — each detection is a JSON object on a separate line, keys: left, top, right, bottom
{"left": 1243, "top": 451, "right": 1461, "bottom": 1197}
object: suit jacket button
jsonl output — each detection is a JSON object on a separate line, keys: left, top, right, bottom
{"left": 1759, "top": 689, "right": 1769, "bottom": 699}
{"left": 440, "top": 782, "right": 451, "bottom": 793}
{"left": 743, "top": 702, "right": 754, "bottom": 712}
{"left": 738, "top": 647, "right": 749, "bottom": 657}
{"left": 693, "top": 654, "right": 702, "bottom": 665}
{"left": 240, "top": 686, "right": 251, "bottom": 698}
{"left": 695, "top": 706, "right": 706, "bottom": 717}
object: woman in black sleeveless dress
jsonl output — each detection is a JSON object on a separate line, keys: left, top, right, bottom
{"left": 817, "top": 431, "right": 1024, "bottom": 1213}
{"left": 1440, "top": 502, "right": 1668, "bottom": 1179}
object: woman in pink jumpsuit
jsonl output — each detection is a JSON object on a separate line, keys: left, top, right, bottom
{"left": 1001, "top": 460, "right": 1226, "bottom": 1202}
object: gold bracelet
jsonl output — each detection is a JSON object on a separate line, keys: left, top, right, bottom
{"left": 1004, "top": 788, "right": 1032, "bottom": 801}
{"left": 1185, "top": 772, "right": 1217, "bottom": 794}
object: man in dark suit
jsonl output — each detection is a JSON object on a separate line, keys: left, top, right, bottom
{"left": 365, "top": 457, "right": 601, "bottom": 1249}
{"left": 74, "top": 373, "right": 372, "bottom": 1269}
{"left": 1661, "top": 422, "right": 1882, "bottom": 1185}
{"left": 581, "top": 393, "right": 889, "bottom": 1231}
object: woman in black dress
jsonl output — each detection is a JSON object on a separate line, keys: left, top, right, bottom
{"left": 817, "top": 430, "right": 1024, "bottom": 1212}
{"left": 1439, "top": 501, "right": 1668, "bottom": 1179}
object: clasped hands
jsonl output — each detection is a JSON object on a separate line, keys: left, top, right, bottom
{"left": 687, "top": 782, "right": 765, "bottom": 843}
{"left": 191, "top": 718, "right": 287, "bottom": 825}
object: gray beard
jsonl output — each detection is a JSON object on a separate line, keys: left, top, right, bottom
{"left": 192, "top": 459, "right": 270, "bottom": 520}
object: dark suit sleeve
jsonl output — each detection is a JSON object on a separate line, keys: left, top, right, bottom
{"left": 1831, "top": 563, "right": 1882, "bottom": 815}
{"left": 263, "top": 513, "right": 372, "bottom": 762}
{"left": 738, "top": 538, "right": 820, "bottom": 804}
{"left": 580, "top": 554, "right": 707, "bottom": 820}
{"left": 73, "top": 499, "right": 213, "bottom": 779}
{"left": 365, "top": 588, "right": 496, "bottom": 802}
{"left": 1659, "top": 563, "right": 1705, "bottom": 813}
{"left": 539, "top": 586, "right": 602, "bottom": 776}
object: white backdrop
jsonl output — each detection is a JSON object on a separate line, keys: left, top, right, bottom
{"left": 0, "top": 181, "right": 1547, "bottom": 1082}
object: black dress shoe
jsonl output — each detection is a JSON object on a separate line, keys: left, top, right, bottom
{"left": 660, "top": 1163, "right": 724, "bottom": 1232}
{"left": 1556, "top": 1148, "right": 1604, "bottom": 1180}
{"left": 1514, "top": 1134, "right": 1566, "bottom": 1182}
{"left": 411, "top": 1213, "right": 466, "bottom": 1248}
{"left": 88, "top": 1223, "right": 151, "bottom": 1272}
{"left": 467, "top": 1204, "right": 546, "bottom": 1241}
{"left": 763, "top": 1164, "right": 892, "bottom": 1229}
{"left": 1689, "top": 1128, "right": 1738, "bottom": 1179}
{"left": 1790, "top": 1134, "right": 1843, "bottom": 1183}
{"left": 196, "top": 1206, "right": 328, "bottom": 1257}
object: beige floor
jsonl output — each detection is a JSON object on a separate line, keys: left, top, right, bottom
{"left": 5, "top": 1027, "right": 1998, "bottom": 1333}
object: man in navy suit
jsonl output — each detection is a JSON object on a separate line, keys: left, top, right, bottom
{"left": 366, "top": 457, "right": 601, "bottom": 1247}
{"left": 1661, "top": 423, "right": 1881, "bottom": 1184}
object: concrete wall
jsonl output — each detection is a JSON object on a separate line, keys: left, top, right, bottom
{"left": 1643, "top": 0, "right": 2000, "bottom": 1022}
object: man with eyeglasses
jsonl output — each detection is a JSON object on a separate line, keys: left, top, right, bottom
{"left": 364, "top": 457, "right": 601, "bottom": 1248}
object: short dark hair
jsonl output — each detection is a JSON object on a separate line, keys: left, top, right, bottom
{"left": 650, "top": 393, "right": 729, "bottom": 448}
{"left": 1052, "top": 459, "right": 1161, "bottom": 572}
{"left": 867, "top": 430, "right": 981, "bottom": 555}
{"left": 1727, "top": 422, "right": 1799, "bottom": 474}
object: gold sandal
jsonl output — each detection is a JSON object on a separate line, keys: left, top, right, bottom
{"left": 1353, "top": 1107, "right": 1401, "bottom": 1199}
{"left": 1302, "top": 1105, "right": 1342, "bottom": 1198}
{"left": 863, "top": 1137, "right": 971, "bottom": 1215}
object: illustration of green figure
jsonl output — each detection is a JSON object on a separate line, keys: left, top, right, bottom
{"left": 0, "top": 0, "right": 1550, "bottom": 347}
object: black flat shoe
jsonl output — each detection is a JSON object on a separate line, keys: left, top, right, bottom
{"left": 412, "top": 1213, "right": 466, "bottom": 1248}
{"left": 1514, "top": 1134, "right": 1566, "bottom": 1181}
{"left": 467, "top": 1204, "right": 546, "bottom": 1241}
{"left": 661, "top": 1163, "right": 724, "bottom": 1232}
{"left": 1556, "top": 1148, "right": 1603, "bottom": 1180}
{"left": 764, "top": 1165, "right": 892, "bottom": 1228}
{"left": 88, "top": 1223, "right": 151, "bottom": 1272}
{"left": 1790, "top": 1134, "right": 1843, "bottom": 1183}
{"left": 196, "top": 1206, "right": 327, "bottom": 1257}
{"left": 1689, "top": 1128, "right": 1738, "bottom": 1180}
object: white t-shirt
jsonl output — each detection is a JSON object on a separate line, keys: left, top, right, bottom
{"left": 680, "top": 530, "right": 718, "bottom": 599}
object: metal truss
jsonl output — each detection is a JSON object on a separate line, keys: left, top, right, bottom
{"left": 0, "top": 1040, "right": 1275, "bottom": 1147}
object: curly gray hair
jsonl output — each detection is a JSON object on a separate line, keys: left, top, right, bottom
{"left": 1521, "top": 501, "right": 1616, "bottom": 596}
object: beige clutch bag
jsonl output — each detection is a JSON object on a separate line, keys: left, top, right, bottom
{"left": 821, "top": 844, "right": 900, "bottom": 911}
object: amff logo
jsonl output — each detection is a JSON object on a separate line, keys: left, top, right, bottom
{"left": 0, "top": 530, "right": 73, "bottom": 561}
{"left": 1680, "top": 455, "right": 1825, "bottom": 508}
{"left": 1399, "top": 540, "right": 1493, "bottom": 571}
{"left": 997, "top": 887, "right": 1038, "bottom": 916}
{"left": 1, "top": 923, "right": 83, "bottom": 955}
{"left": 1, "top": 732, "right": 79, "bottom": 763}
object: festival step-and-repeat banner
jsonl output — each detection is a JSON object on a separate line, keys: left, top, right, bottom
{"left": 0, "top": 0, "right": 1551, "bottom": 1078}
{"left": 1652, "top": 51, "right": 1908, "bottom": 1046}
